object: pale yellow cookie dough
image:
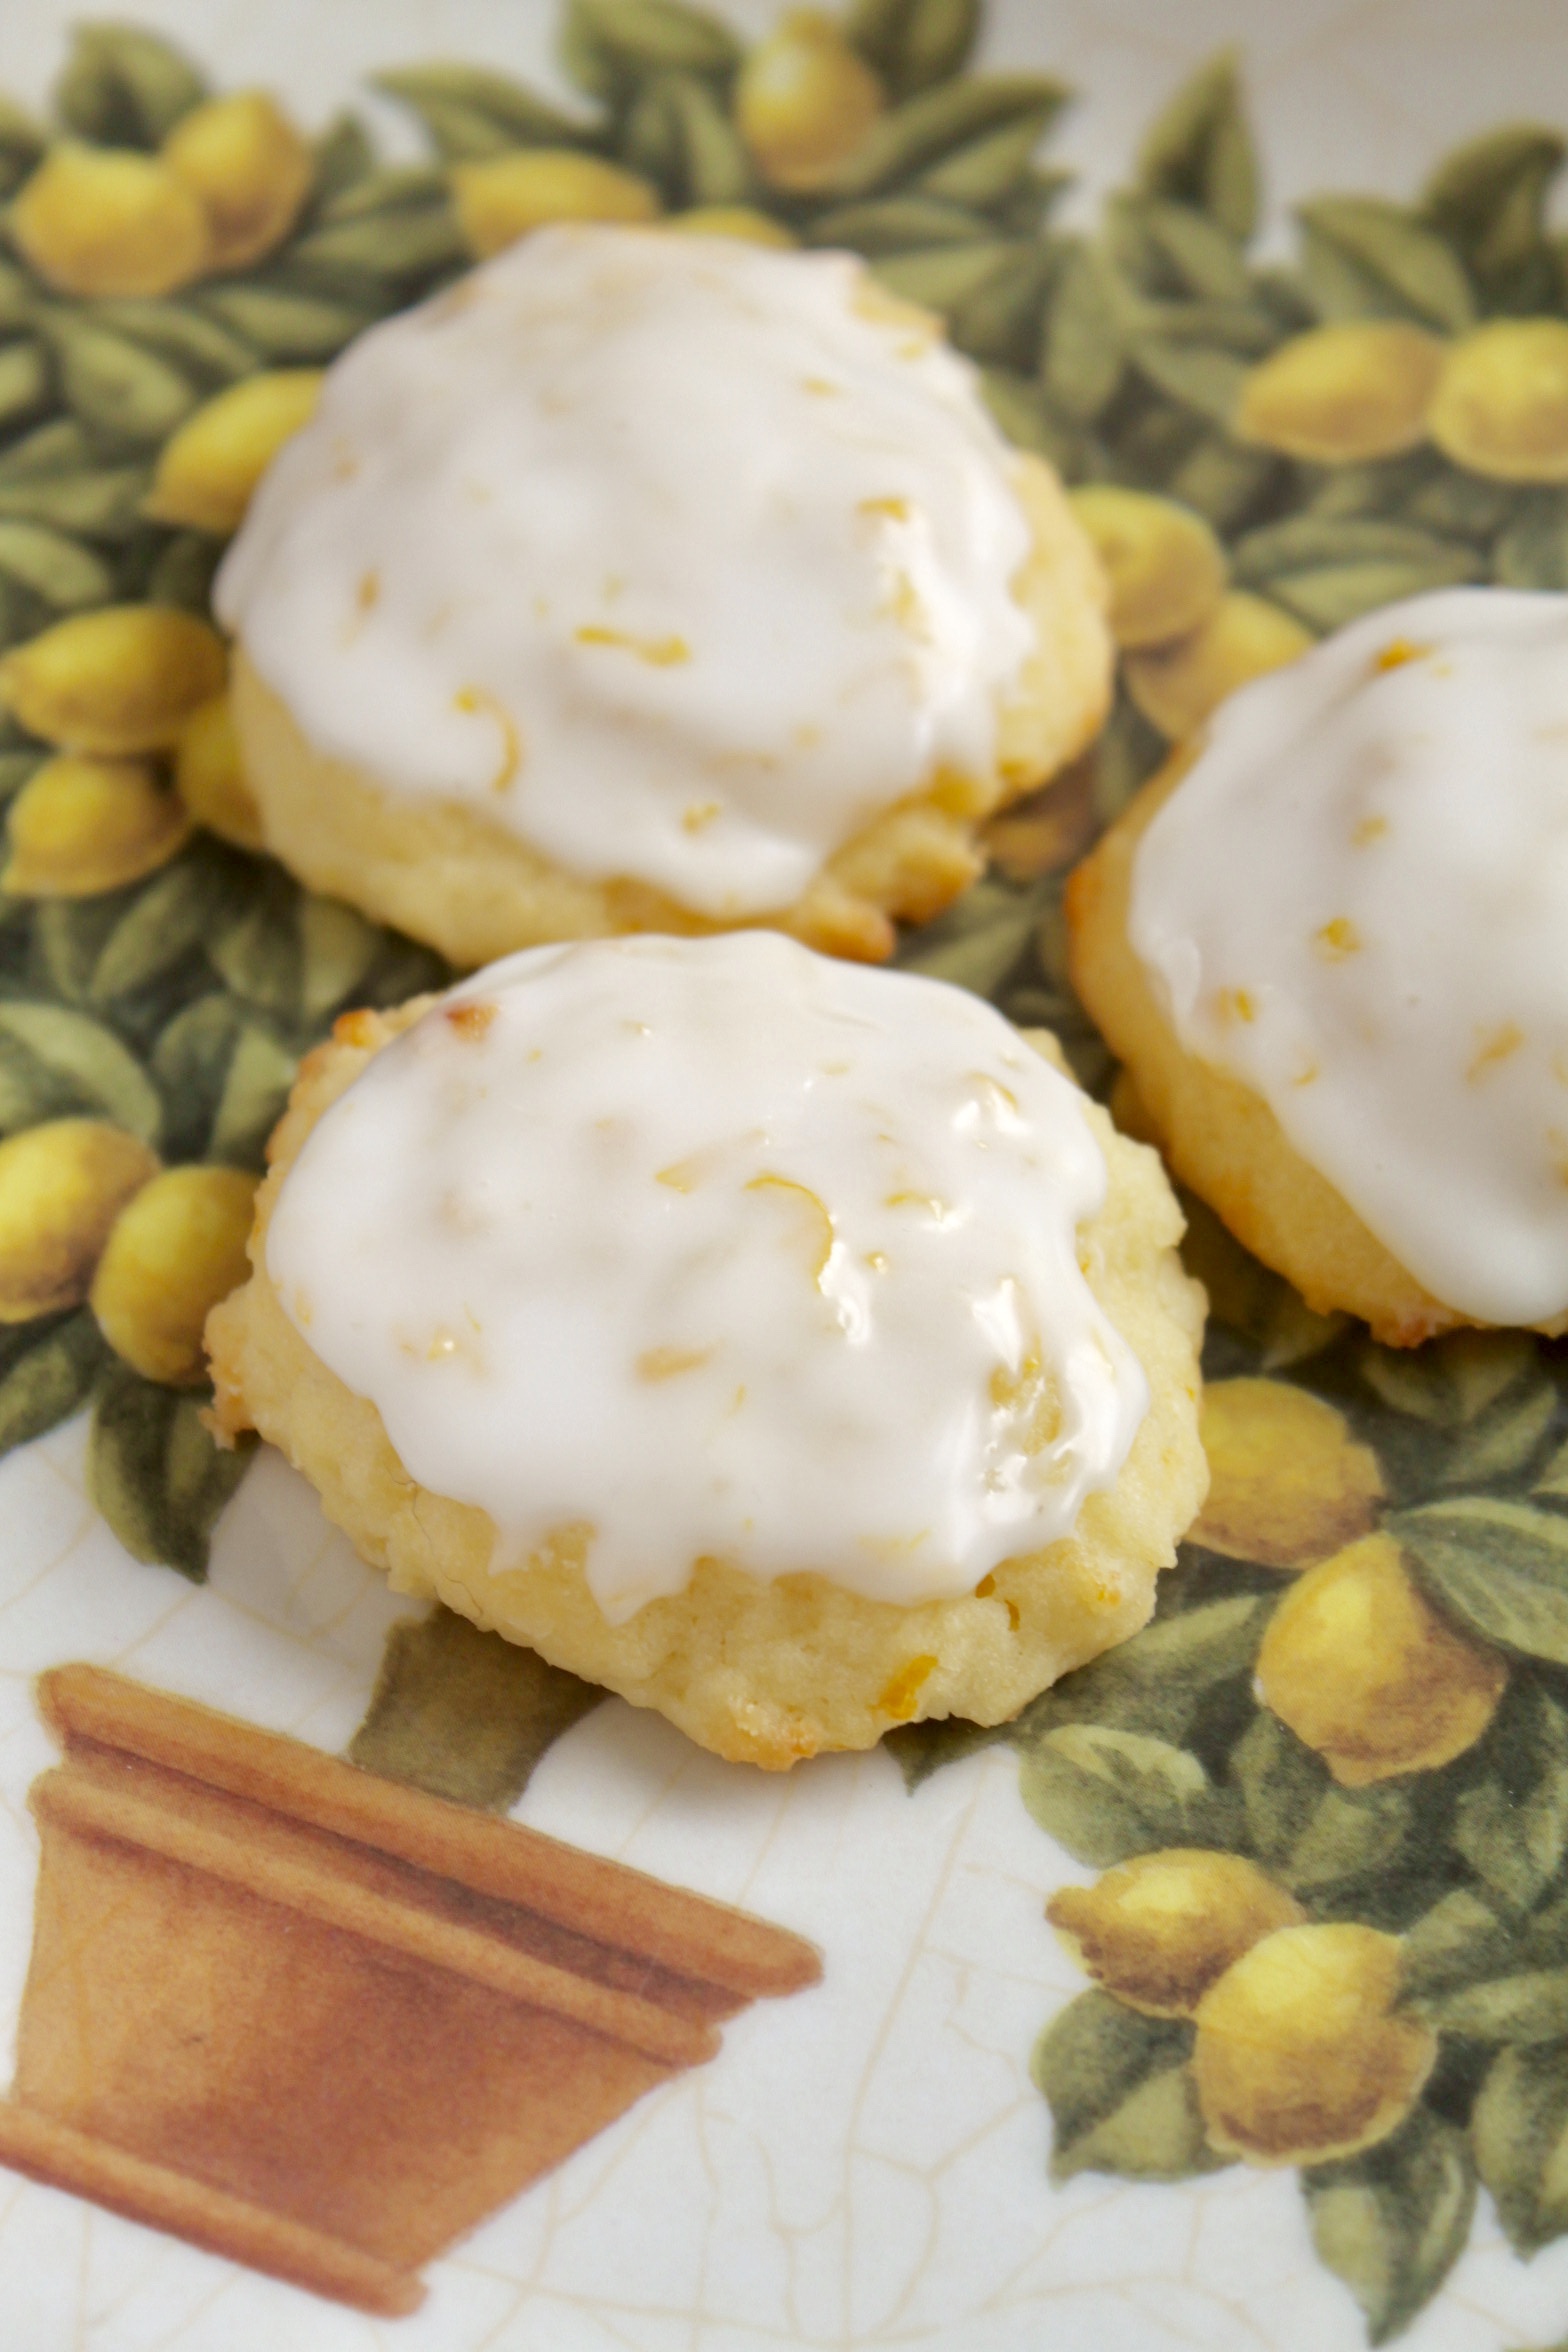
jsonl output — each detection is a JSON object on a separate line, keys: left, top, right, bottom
{"left": 1066, "top": 757, "right": 1568, "bottom": 1347}
{"left": 231, "top": 452, "right": 1109, "bottom": 968}
{"left": 207, "top": 1002, "right": 1206, "bottom": 1769}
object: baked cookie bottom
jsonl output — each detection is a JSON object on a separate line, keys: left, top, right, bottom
{"left": 1066, "top": 759, "right": 1568, "bottom": 1348}
{"left": 229, "top": 451, "right": 1111, "bottom": 970}
{"left": 206, "top": 1004, "right": 1206, "bottom": 1770}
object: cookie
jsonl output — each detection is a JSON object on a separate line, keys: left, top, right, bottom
{"left": 216, "top": 225, "right": 1111, "bottom": 967}
{"left": 207, "top": 934, "right": 1206, "bottom": 1767}
{"left": 1068, "top": 589, "right": 1568, "bottom": 1344}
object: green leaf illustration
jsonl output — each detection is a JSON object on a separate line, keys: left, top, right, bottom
{"left": 296, "top": 894, "right": 383, "bottom": 1023}
{"left": 87, "top": 1362, "right": 253, "bottom": 1581}
{"left": 1533, "top": 1423, "right": 1568, "bottom": 1503}
{"left": 206, "top": 1021, "right": 298, "bottom": 1168}
{"left": 1436, "top": 1376, "right": 1557, "bottom": 1490}
{"left": 1228, "top": 1708, "right": 1328, "bottom": 1867}
{"left": 1164, "top": 431, "right": 1281, "bottom": 535}
{"left": 1128, "top": 337, "right": 1252, "bottom": 429}
{"left": 1134, "top": 52, "right": 1258, "bottom": 243}
{"left": 884, "top": 1712, "right": 1003, "bottom": 1790}
{"left": 809, "top": 194, "right": 996, "bottom": 253}
{"left": 1401, "top": 1889, "right": 1519, "bottom": 2001}
{"left": 1415, "top": 1969, "right": 1568, "bottom": 2046}
{"left": 1135, "top": 197, "right": 1253, "bottom": 302}
{"left": 871, "top": 239, "right": 1019, "bottom": 316}
{"left": 196, "top": 285, "right": 375, "bottom": 363}
{"left": 91, "top": 298, "right": 259, "bottom": 387}
{"left": 1360, "top": 1330, "right": 1538, "bottom": 1427}
{"left": 0, "top": 1310, "right": 104, "bottom": 1459}
{"left": 1394, "top": 1498, "right": 1568, "bottom": 1667}
{"left": 287, "top": 205, "right": 467, "bottom": 291}
{"left": 1018, "top": 1724, "right": 1229, "bottom": 1865}
{"left": 1472, "top": 2040, "right": 1568, "bottom": 2257}
{"left": 1497, "top": 495, "right": 1568, "bottom": 593}
{"left": 0, "top": 519, "right": 113, "bottom": 611}
{"left": 893, "top": 870, "right": 1046, "bottom": 995}
{"left": 978, "top": 368, "right": 1083, "bottom": 474}
{"left": 55, "top": 22, "right": 206, "bottom": 147}
{"left": 561, "top": 0, "right": 740, "bottom": 103}
{"left": 1031, "top": 1989, "right": 1226, "bottom": 2183}
{"left": 846, "top": 0, "right": 982, "bottom": 102}
{"left": 951, "top": 241, "right": 1055, "bottom": 370}
{"left": 824, "top": 73, "right": 1067, "bottom": 201}
{"left": 310, "top": 111, "right": 378, "bottom": 205}
{"left": 1421, "top": 125, "right": 1565, "bottom": 278}
{"left": 1015, "top": 1589, "right": 1273, "bottom": 1753}
{"left": 1088, "top": 689, "right": 1167, "bottom": 823}
{"left": 0, "top": 462, "right": 151, "bottom": 542}
{"left": 1296, "top": 196, "right": 1477, "bottom": 332}
{"left": 1041, "top": 242, "right": 1124, "bottom": 423}
{"left": 86, "top": 850, "right": 233, "bottom": 1006}
{"left": 1304, "top": 2109, "right": 1476, "bottom": 2347}
{"left": 206, "top": 866, "right": 303, "bottom": 1020}
{"left": 1279, "top": 1779, "right": 1416, "bottom": 1899}
{"left": 921, "top": 114, "right": 1061, "bottom": 212}
{"left": 0, "top": 1001, "right": 161, "bottom": 1144}
{"left": 350, "top": 1604, "right": 604, "bottom": 1811}
{"left": 42, "top": 314, "right": 199, "bottom": 448}
{"left": 1451, "top": 1681, "right": 1568, "bottom": 1914}
{"left": 372, "top": 63, "right": 597, "bottom": 155}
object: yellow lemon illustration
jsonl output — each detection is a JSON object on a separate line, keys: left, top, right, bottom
{"left": 1048, "top": 1849, "right": 1304, "bottom": 2017}
{"left": 736, "top": 11, "right": 884, "bottom": 194}
{"left": 0, "top": 1120, "right": 161, "bottom": 1322}
{"left": 11, "top": 143, "right": 210, "bottom": 298}
{"left": 1124, "top": 592, "right": 1313, "bottom": 741}
{"left": 146, "top": 371, "right": 323, "bottom": 535}
{"left": 162, "top": 91, "right": 312, "bottom": 272}
{"left": 1194, "top": 1922, "right": 1436, "bottom": 2165}
{"left": 669, "top": 206, "right": 798, "bottom": 248}
{"left": 1427, "top": 318, "right": 1568, "bottom": 483}
{"left": 174, "top": 691, "right": 264, "bottom": 850}
{"left": 1, "top": 607, "right": 227, "bottom": 757}
{"left": 1194, "top": 1379, "right": 1384, "bottom": 1569}
{"left": 451, "top": 152, "right": 661, "bottom": 259}
{"left": 3, "top": 754, "right": 191, "bottom": 896}
{"left": 91, "top": 1164, "right": 258, "bottom": 1386}
{"left": 1237, "top": 322, "right": 1445, "bottom": 465}
{"left": 1255, "top": 1530, "right": 1507, "bottom": 1785}
{"left": 1068, "top": 487, "right": 1229, "bottom": 651}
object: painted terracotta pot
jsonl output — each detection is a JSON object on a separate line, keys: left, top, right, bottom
{"left": 0, "top": 1665, "right": 821, "bottom": 2316}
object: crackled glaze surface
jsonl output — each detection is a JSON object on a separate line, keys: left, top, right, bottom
{"left": 1, "top": 1424, "right": 1566, "bottom": 2350}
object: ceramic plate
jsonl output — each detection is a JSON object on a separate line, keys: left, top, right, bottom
{"left": 1, "top": 4, "right": 1567, "bottom": 2346}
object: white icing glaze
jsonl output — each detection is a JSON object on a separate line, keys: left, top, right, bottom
{"left": 265, "top": 933, "right": 1147, "bottom": 1624}
{"left": 215, "top": 224, "right": 1036, "bottom": 920}
{"left": 1128, "top": 586, "right": 1568, "bottom": 1326}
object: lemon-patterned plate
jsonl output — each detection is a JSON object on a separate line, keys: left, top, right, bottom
{"left": 1, "top": 4, "right": 1567, "bottom": 2347}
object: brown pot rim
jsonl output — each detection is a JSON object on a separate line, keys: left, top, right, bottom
{"left": 0, "top": 2102, "right": 423, "bottom": 2318}
{"left": 39, "top": 1666, "right": 822, "bottom": 2002}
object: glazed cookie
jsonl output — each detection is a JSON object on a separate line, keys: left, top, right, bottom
{"left": 215, "top": 224, "right": 1111, "bottom": 967}
{"left": 1068, "top": 587, "right": 1568, "bottom": 1346}
{"left": 207, "top": 933, "right": 1206, "bottom": 1769}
